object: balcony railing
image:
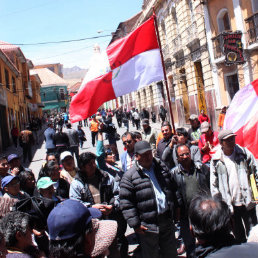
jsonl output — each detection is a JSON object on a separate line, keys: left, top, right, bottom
{"left": 211, "top": 33, "right": 225, "bottom": 60}
{"left": 171, "top": 34, "right": 182, "bottom": 55}
{"left": 186, "top": 21, "right": 198, "bottom": 46}
{"left": 245, "top": 12, "right": 258, "bottom": 45}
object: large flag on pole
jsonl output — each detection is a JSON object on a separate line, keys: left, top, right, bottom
{"left": 223, "top": 79, "right": 258, "bottom": 158}
{"left": 69, "top": 16, "right": 164, "bottom": 122}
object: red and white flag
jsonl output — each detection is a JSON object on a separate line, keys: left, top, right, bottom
{"left": 69, "top": 16, "right": 164, "bottom": 122}
{"left": 224, "top": 79, "right": 258, "bottom": 158}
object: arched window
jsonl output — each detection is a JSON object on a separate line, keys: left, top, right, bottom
{"left": 217, "top": 9, "right": 231, "bottom": 33}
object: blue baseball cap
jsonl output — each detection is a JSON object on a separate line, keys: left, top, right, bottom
{"left": 1, "top": 175, "right": 17, "bottom": 188}
{"left": 47, "top": 199, "right": 102, "bottom": 240}
{"left": 7, "top": 154, "right": 19, "bottom": 163}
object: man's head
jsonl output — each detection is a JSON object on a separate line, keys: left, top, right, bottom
{"left": 46, "top": 153, "right": 58, "bottom": 164}
{"left": 7, "top": 154, "right": 20, "bottom": 169}
{"left": 0, "top": 211, "right": 33, "bottom": 251}
{"left": 161, "top": 122, "right": 172, "bottom": 140}
{"left": 78, "top": 152, "right": 97, "bottom": 177}
{"left": 189, "top": 114, "right": 199, "bottom": 129}
{"left": 132, "top": 131, "right": 142, "bottom": 142}
{"left": 48, "top": 199, "right": 117, "bottom": 258}
{"left": 176, "top": 128, "right": 188, "bottom": 144}
{"left": 37, "top": 177, "right": 55, "bottom": 199}
{"left": 200, "top": 121, "right": 212, "bottom": 136}
{"left": 134, "top": 141, "right": 153, "bottom": 169}
{"left": 142, "top": 119, "right": 150, "bottom": 131}
{"left": 122, "top": 132, "right": 136, "bottom": 154}
{"left": 218, "top": 130, "right": 236, "bottom": 155}
{"left": 189, "top": 193, "right": 231, "bottom": 242}
{"left": 0, "top": 156, "right": 9, "bottom": 178}
{"left": 176, "top": 144, "right": 191, "bottom": 168}
{"left": 60, "top": 151, "right": 75, "bottom": 172}
{"left": 47, "top": 122, "right": 53, "bottom": 128}
{"left": 2, "top": 176, "right": 20, "bottom": 197}
{"left": 18, "top": 170, "right": 35, "bottom": 192}
{"left": 66, "top": 123, "right": 72, "bottom": 129}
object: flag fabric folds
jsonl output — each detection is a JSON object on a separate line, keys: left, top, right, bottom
{"left": 69, "top": 16, "right": 164, "bottom": 122}
{"left": 223, "top": 79, "right": 258, "bottom": 158}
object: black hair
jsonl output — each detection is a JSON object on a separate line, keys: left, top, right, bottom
{"left": 161, "top": 121, "right": 172, "bottom": 130}
{"left": 175, "top": 144, "right": 190, "bottom": 158}
{"left": 121, "top": 131, "right": 136, "bottom": 141}
{"left": 176, "top": 127, "right": 188, "bottom": 137}
{"left": 0, "top": 155, "right": 7, "bottom": 162}
{"left": 49, "top": 221, "right": 93, "bottom": 258}
{"left": 131, "top": 131, "right": 142, "bottom": 139}
{"left": 18, "top": 170, "right": 35, "bottom": 192}
{"left": 78, "top": 152, "right": 97, "bottom": 169}
{"left": 189, "top": 193, "right": 231, "bottom": 242}
{"left": 45, "top": 160, "right": 59, "bottom": 177}
{"left": 0, "top": 211, "right": 32, "bottom": 248}
{"left": 66, "top": 123, "right": 71, "bottom": 128}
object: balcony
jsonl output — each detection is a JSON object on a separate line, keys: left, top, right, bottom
{"left": 186, "top": 21, "right": 199, "bottom": 47}
{"left": 245, "top": 12, "right": 258, "bottom": 47}
{"left": 162, "top": 44, "right": 170, "bottom": 60}
{"left": 171, "top": 35, "right": 182, "bottom": 56}
{"left": 211, "top": 33, "right": 225, "bottom": 60}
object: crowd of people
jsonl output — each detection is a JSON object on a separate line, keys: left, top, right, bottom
{"left": 0, "top": 105, "right": 257, "bottom": 258}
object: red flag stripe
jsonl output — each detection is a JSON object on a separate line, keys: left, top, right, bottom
{"left": 106, "top": 16, "right": 159, "bottom": 70}
{"left": 69, "top": 72, "right": 115, "bottom": 123}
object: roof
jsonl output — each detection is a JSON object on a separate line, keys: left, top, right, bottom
{"left": 0, "top": 41, "right": 26, "bottom": 63}
{"left": 69, "top": 80, "right": 82, "bottom": 92}
{"left": 30, "top": 68, "right": 67, "bottom": 87}
{"left": 0, "top": 41, "right": 19, "bottom": 51}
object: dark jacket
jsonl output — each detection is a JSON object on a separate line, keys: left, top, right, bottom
{"left": 171, "top": 162, "right": 210, "bottom": 216}
{"left": 156, "top": 136, "right": 172, "bottom": 160}
{"left": 55, "top": 178, "right": 70, "bottom": 199}
{"left": 119, "top": 158, "right": 177, "bottom": 231}
{"left": 53, "top": 132, "right": 70, "bottom": 147}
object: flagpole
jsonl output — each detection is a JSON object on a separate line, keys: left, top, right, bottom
{"left": 152, "top": 9, "right": 176, "bottom": 134}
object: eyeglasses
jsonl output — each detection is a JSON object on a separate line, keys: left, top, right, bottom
{"left": 123, "top": 140, "right": 132, "bottom": 145}
{"left": 105, "top": 149, "right": 114, "bottom": 155}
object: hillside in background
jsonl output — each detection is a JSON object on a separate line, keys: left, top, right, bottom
{"left": 63, "top": 66, "right": 87, "bottom": 79}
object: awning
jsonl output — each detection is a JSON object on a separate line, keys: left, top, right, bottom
{"left": 42, "top": 104, "right": 59, "bottom": 110}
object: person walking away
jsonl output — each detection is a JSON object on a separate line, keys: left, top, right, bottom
{"left": 89, "top": 115, "right": 99, "bottom": 147}
{"left": 44, "top": 122, "right": 56, "bottom": 154}
{"left": 11, "top": 126, "right": 19, "bottom": 150}
{"left": 151, "top": 110, "right": 156, "bottom": 123}
{"left": 77, "top": 124, "right": 86, "bottom": 148}
{"left": 198, "top": 109, "right": 210, "bottom": 124}
{"left": 159, "top": 105, "right": 167, "bottom": 122}
{"left": 19, "top": 125, "right": 34, "bottom": 163}
{"left": 218, "top": 105, "right": 227, "bottom": 130}
{"left": 133, "top": 109, "right": 141, "bottom": 130}
{"left": 53, "top": 127, "right": 70, "bottom": 159}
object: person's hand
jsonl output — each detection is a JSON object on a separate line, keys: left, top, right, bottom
{"left": 11, "top": 167, "right": 20, "bottom": 176}
{"left": 202, "top": 142, "right": 209, "bottom": 152}
{"left": 169, "top": 135, "right": 178, "bottom": 148}
{"left": 135, "top": 225, "right": 148, "bottom": 234}
{"left": 92, "top": 204, "right": 106, "bottom": 210}
{"left": 100, "top": 204, "right": 113, "bottom": 216}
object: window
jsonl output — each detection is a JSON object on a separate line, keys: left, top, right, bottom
{"left": 217, "top": 9, "right": 231, "bottom": 33}
{"left": 12, "top": 76, "right": 16, "bottom": 93}
{"left": 226, "top": 74, "right": 239, "bottom": 101}
{"left": 59, "top": 88, "right": 65, "bottom": 100}
{"left": 5, "top": 69, "right": 9, "bottom": 89}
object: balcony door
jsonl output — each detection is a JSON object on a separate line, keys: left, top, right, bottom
{"left": 225, "top": 73, "right": 240, "bottom": 101}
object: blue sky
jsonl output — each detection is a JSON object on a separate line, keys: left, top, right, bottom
{"left": 1, "top": 0, "right": 142, "bottom": 68}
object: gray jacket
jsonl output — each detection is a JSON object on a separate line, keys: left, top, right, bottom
{"left": 63, "top": 128, "right": 79, "bottom": 147}
{"left": 162, "top": 143, "right": 201, "bottom": 169}
{"left": 210, "top": 144, "right": 258, "bottom": 213}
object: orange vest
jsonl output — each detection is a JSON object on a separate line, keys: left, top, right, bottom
{"left": 90, "top": 120, "right": 99, "bottom": 132}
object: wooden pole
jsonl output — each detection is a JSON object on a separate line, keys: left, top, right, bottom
{"left": 152, "top": 9, "right": 176, "bottom": 133}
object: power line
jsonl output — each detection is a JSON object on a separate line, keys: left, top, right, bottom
{"left": 0, "top": 34, "right": 112, "bottom": 46}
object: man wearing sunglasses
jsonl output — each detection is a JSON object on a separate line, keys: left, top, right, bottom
{"left": 119, "top": 132, "right": 137, "bottom": 172}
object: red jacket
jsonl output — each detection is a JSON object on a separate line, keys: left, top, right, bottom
{"left": 198, "top": 131, "right": 219, "bottom": 163}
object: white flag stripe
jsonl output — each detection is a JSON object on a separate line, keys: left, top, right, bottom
{"left": 112, "top": 49, "right": 164, "bottom": 97}
{"left": 224, "top": 83, "right": 258, "bottom": 132}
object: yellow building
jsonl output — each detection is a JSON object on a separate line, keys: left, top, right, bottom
{"left": 0, "top": 41, "right": 42, "bottom": 150}
{"left": 204, "top": 0, "right": 258, "bottom": 109}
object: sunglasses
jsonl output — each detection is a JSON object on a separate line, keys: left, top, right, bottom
{"left": 105, "top": 149, "right": 113, "bottom": 155}
{"left": 123, "top": 140, "right": 132, "bottom": 145}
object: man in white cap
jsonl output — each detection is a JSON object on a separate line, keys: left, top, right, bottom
{"left": 210, "top": 129, "right": 258, "bottom": 243}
